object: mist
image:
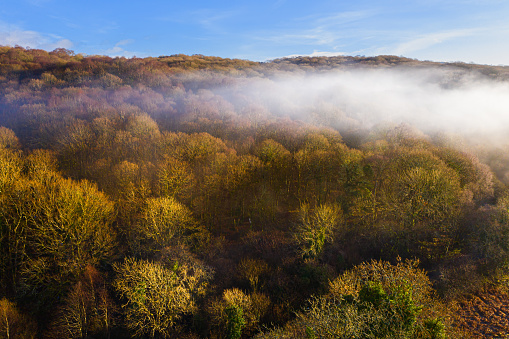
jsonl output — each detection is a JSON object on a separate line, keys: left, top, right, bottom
{"left": 221, "top": 68, "right": 509, "bottom": 144}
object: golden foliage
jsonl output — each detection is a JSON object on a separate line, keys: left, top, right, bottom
{"left": 113, "top": 257, "right": 212, "bottom": 338}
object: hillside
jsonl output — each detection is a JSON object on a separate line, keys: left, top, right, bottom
{"left": 1, "top": 46, "right": 509, "bottom": 338}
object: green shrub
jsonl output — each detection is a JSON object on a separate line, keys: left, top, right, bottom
{"left": 225, "top": 305, "right": 246, "bottom": 339}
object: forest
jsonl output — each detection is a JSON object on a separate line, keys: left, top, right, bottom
{"left": 2, "top": 46, "right": 509, "bottom": 338}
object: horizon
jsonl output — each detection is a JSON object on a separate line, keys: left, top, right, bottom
{"left": 1, "top": 1, "right": 509, "bottom": 66}
{"left": 1, "top": 47, "right": 507, "bottom": 68}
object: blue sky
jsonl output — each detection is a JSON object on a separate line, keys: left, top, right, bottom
{"left": 1, "top": 0, "right": 509, "bottom": 64}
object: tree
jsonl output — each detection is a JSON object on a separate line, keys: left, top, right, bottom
{"left": 113, "top": 257, "right": 212, "bottom": 338}
{"left": 157, "top": 156, "right": 194, "bottom": 201}
{"left": 46, "top": 266, "right": 116, "bottom": 339}
{"left": 124, "top": 112, "right": 161, "bottom": 161}
{"left": 432, "top": 147, "right": 494, "bottom": 203}
{"left": 130, "top": 196, "right": 203, "bottom": 256}
{"left": 197, "top": 152, "right": 262, "bottom": 226}
{"left": 1, "top": 171, "right": 116, "bottom": 306}
{"left": 224, "top": 305, "right": 246, "bottom": 339}
{"left": 237, "top": 258, "right": 269, "bottom": 292}
{"left": 0, "top": 147, "right": 22, "bottom": 194}
{"left": 0, "top": 127, "right": 20, "bottom": 149}
{"left": 396, "top": 167, "right": 461, "bottom": 228}
{"left": 256, "top": 259, "right": 456, "bottom": 339}
{"left": 351, "top": 145, "right": 465, "bottom": 261}
{"left": 158, "top": 132, "right": 229, "bottom": 164}
{"left": 209, "top": 288, "right": 270, "bottom": 338}
{"left": 0, "top": 149, "right": 27, "bottom": 294}
{"left": 294, "top": 203, "right": 343, "bottom": 259}
{"left": 110, "top": 160, "right": 151, "bottom": 228}
{"left": 254, "top": 139, "right": 292, "bottom": 206}
{"left": 56, "top": 119, "right": 95, "bottom": 178}
{"left": 347, "top": 153, "right": 391, "bottom": 227}
{"left": 0, "top": 298, "right": 37, "bottom": 339}
{"left": 392, "top": 165, "right": 462, "bottom": 261}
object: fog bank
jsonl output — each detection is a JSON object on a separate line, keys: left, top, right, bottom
{"left": 225, "top": 68, "right": 509, "bottom": 143}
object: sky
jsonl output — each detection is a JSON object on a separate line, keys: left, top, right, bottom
{"left": 1, "top": 0, "right": 509, "bottom": 65}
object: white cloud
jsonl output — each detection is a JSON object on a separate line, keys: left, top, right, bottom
{"left": 45, "top": 38, "right": 73, "bottom": 50}
{"left": 105, "top": 40, "right": 141, "bottom": 58}
{"left": 392, "top": 29, "right": 478, "bottom": 55}
{"left": 250, "top": 10, "right": 375, "bottom": 52}
{"left": 0, "top": 23, "right": 74, "bottom": 50}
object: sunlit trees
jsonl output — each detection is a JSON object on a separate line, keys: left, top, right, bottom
{"left": 396, "top": 167, "right": 461, "bottom": 228}
{"left": 0, "top": 166, "right": 116, "bottom": 305}
{"left": 157, "top": 156, "right": 194, "bottom": 201}
{"left": 392, "top": 164, "right": 462, "bottom": 261}
{"left": 0, "top": 148, "right": 26, "bottom": 293}
{"left": 347, "top": 150, "right": 391, "bottom": 227}
{"left": 209, "top": 288, "right": 270, "bottom": 339}
{"left": 256, "top": 259, "right": 454, "bottom": 339}
{"left": 294, "top": 203, "right": 343, "bottom": 259}
{"left": 113, "top": 257, "right": 212, "bottom": 338}
{"left": 432, "top": 147, "right": 494, "bottom": 203}
{"left": 158, "top": 131, "right": 229, "bottom": 164}
{"left": 130, "top": 196, "right": 204, "bottom": 256}
{"left": 111, "top": 160, "right": 150, "bottom": 226}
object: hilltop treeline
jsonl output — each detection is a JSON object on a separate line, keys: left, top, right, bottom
{"left": 1, "top": 46, "right": 509, "bottom": 338}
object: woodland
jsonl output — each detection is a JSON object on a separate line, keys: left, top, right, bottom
{"left": 2, "top": 46, "right": 509, "bottom": 338}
